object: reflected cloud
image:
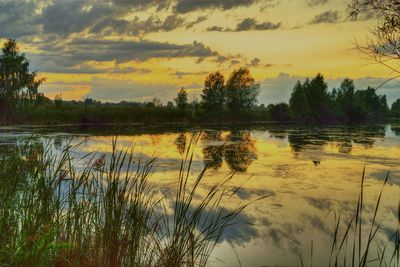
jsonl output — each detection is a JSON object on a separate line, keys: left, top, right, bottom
{"left": 305, "top": 196, "right": 333, "bottom": 210}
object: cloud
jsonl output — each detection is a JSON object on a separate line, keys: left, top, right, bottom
{"left": 185, "top": 16, "right": 208, "bottom": 29}
{"left": 207, "top": 26, "right": 225, "bottom": 32}
{"left": 29, "top": 39, "right": 224, "bottom": 74}
{"left": 236, "top": 18, "right": 281, "bottom": 31}
{"left": 0, "top": 0, "right": 209, "bottom": 39}
{"left": 37, "top": 1, "right": 120, "bottom": 36}
{"left": 208, "top": 18, "right": 281, "bottom": 32}
{"left": 172, "top": 71, "right": 208, "bottom": 79}
{"left": 248, "top": 58, "right": 261, "bottom": 67}
{"left": 90, "top": 15, "right": 187, "bottom": 36}
{"left": 174, "top": 0, "right": 260, "bottom": 13}
{"left": 306, "top": 0, "right": 329, "bottom": 7}
{"left": 0, "top": 0, "right": 40, "bottom": 38}
{"left": 309, "top": 10, "right": 340, "bottom": 24}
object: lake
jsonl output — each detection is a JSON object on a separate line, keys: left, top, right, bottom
{"left": 1, "top": 123, "right": 399, "bottom": 267}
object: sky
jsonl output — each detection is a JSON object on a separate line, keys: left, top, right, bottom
{"left": 1, "top": 0, "right": 399, "bottom": 105}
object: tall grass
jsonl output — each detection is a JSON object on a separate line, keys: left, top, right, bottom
{"left": 0, "top": 137, "right": 257, "bottom": 266}
{"left": 300, "top": 168, "right": 400, "bottom": 267}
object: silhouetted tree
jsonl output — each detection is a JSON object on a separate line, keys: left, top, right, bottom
{"left": 54, "top": 94, "right": 63, "bottom": 109}
{"left": 0, "top": 39, "right": 45, "bottom": 119}
{"left": 152, "top": 97, "right": 163, "bottom": 107}
{"left": 84, "top": 98, "right": 95, "bottom": 106}
{"left": 201, "top": 72, "right": 225, "bottom": 112}
{"left": 391, "top": 98, "right": 400, "bottom": 117}
{"left": 166, "top": 101, "right": 173, "bottom": 108}
{"left": 303, "top": 73, "right": 333, "bottom": 121}
{"left": 145, "top": 102, "right": 155, "bottom": 108}
{"left": 226, "top": 67, "right": 260, "bottom": 113}
{"left": 288, "top": 75, "right": 392, "bottom": 123}
{"left": 36, "top": 93, "right": 51, "bottom": 106}
{"left": 353, "top": 86, "right": 389, "bottom": 120}
{"left": 335, "top": 78, "right": 356, "bottom": 121}
{"left": 175, "top": 87, "right": 188, "bottom": 110}
{"left": 289, "top": 81, "right": 310, "bottom": 120}
{"left": 267, "top": 103, "right": 291, "bottom": 122}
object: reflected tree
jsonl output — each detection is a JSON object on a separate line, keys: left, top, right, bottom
{"left": 224, "top": 131, "right": 257, "bottom": 172}
{"left": 391, "top": 125, "right": 400, "bottom": 136}
{"left": 201, "top": 131, "right": 224, "bottom": 170}
{"left": 337, "top": 141, "right": 353, "bottom": 154}
{"left": 287, "top": 125, "right": 386, "bottom": 155}
{"left": 150, "top": 134, "right": 162, "bottom": 145}
{"left": 175, "top": 133, "right": 187, "bottom": 155}
{"left": 288, "top": 128, "right": 328, "bottom": 153}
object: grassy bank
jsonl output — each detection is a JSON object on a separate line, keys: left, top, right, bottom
{"left": 4, "top": 102, "right": 398, "bottom": 126}
{"left": 6, "top": 103, "right": 270, "bottom": 126}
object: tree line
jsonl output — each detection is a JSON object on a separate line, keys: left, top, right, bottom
{"left": 279, "top": 74, "right": 396, "bottom": 123}
{"left": 1, "top": 38, "right": 399, "bottom": 124}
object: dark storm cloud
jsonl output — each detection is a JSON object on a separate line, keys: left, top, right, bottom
{"left": 67, "top": 39, "right": 219, "bottom": 62}
{"left": 185, "top": 16, "right": 208, "bottom": 29}
{"left": 0, "top": 0, "right": 207, "bottom": 39}
{"left": 309, "top": 10, "right": 340, "bottom": 24}
{"left": 108, "top": 0, "right": 172, "bottom": 11}
{"left": 91, "top": 15, "right": 186, "bottom": 36}
{"left": 239, "top": 18, "right": 280, "bottom": 31}
{"left": 0, "top": 0, "right": 40, "bottom": 38}
{"left": 29, "top": 38, "right": 224, "bottom": 73}
{"left": 207, "top": 26, "right": 225, "bottom": 32}
{"left": 207, "top": 18, "right": 281, "bottom": 32}
{"left": 0, "top": 0, "right": 268, "bottom": 40}
{"left": 235, "top": 18, "right": 281, "bottom": 31}
{"left": 174, "top": 0, "right": 260, "bottom": 13}
{"left": 108, "top": 0, "right": 263, "bottom": 13}
{"left": 37, "top": 1, "right": 120, "bottom": 36}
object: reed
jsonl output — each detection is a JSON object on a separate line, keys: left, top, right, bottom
{"left": 0, "top": 137, "right": 256, "bottom": 266}
{"left": 300, "top": 168, "right": 400, "bottom": 267}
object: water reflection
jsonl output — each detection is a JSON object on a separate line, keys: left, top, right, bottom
{"left": 201, "top": 130, "right": 257, "bottom": 172}
{"left": 224, "top": 131, "right": 257, "bottom": 172}
{"left": 0, "top": 124, "right": 399, "bottom": 266}
{"left": 201, "top": 131, "right": 224, "bottom": 170}
{"left": 285, "top": 125, "right": 387, "bottom": 158}
{"left": 199, "top": 125, "right": 389, "bottom": 172}
{"left": 174, "top": 133, "right": 186, "bottom": 155}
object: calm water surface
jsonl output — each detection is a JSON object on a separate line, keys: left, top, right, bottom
{"left": 1, "top": 124, "right": 399, "bottom": 267}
